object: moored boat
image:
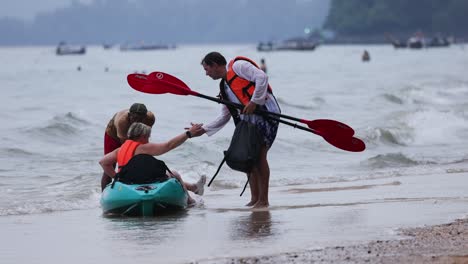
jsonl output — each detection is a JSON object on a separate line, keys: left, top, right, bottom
{"left": 390, "top": 39, "right": 408, "bottom": 48}
{"left": 56, "top": 42, "right": 86, "bottom": 55}
{"left": 100, "top": 178, "right": 188, "bottom": 217}
{"left": 407, "top": 37, "right": 424, "bottom": 49}
{"left": 427, "top": 36, "right": 450, "bottom": 47}
{"left": 119, "top": 43, "right": 176, "bottom": 51}
{"left": 387, "top": 32, "right": 451, "bottom": 49}
{"left": 257, "top": 39, "right": 317, "bottom": 52}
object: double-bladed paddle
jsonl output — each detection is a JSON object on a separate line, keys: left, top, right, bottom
{"left": 127, "top": 72, "right": 365, "bottom": 152}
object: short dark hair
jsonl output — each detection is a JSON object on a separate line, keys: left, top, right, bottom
{"left": 129, "top": 103, "right": 147, "bottom": 116}
{"left": 201, "top": 52, "right": 227, "bottom": 66}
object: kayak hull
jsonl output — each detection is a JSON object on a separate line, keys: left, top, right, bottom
{"left": 100, "top": 178, "right": 188, "bottom": 216}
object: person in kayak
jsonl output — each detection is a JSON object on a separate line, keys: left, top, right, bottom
{"left": 197, "top": 52, "right": 281, "bottom": 208}
{"left": 101, "top": 103, "right": 155, "bottom": 191}
{"left": 99, "top": 122, "right": 206, "bottom": 204}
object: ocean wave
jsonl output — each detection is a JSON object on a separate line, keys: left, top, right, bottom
{"left": 0, "top": 190, "right": 100, "bottom": 216}
{"left": 0, "top": 147, "right": 36, "bottom": 157}
{"left": 0, "top": 171, "right": 102, "bottom": 216}
{"left": 362, "top": 127, "right": 412, "bottom": 146}
{"left": 362, "top": 153, "right": 432, "bottom": 169}
{"left": 55, "top": 112, "right": 91, "bottom": 125}
{"left": 405, "top": 109, "right": 468, "bottom": 146}
{"left": 381, "top": 93, "right": 404, "bottom": 104}
{"left": 380, "top": 80, "right": 468, "bottom": 110}
{"left": 27, "top": 112, "right": 91, "bottom": 138}
{"left": 276, "top": 97, "right": 323, "bottom": 110}
{"left": 363, "top": 107, "right": 468, "bottom": 147}
{"left": 400, "top": 81, "right": 468, "bottom": 107}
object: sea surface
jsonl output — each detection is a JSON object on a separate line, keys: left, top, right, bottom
{"left": 1, "top": 44, "right": 468, "bottom": 264}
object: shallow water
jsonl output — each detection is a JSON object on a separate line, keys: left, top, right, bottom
{"left": 1, "top": 44, "right": 468, "bottom": 263}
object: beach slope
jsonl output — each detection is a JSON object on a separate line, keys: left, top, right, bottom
{"left": 196, "top": 218, "right": 468, "bottom": 264}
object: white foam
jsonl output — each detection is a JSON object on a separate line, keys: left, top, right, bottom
{"left": 0, "top": 190, "right": 101, "bottom": 216}
{"left": 406, "top": 109, "right": 468, "bottom": 146}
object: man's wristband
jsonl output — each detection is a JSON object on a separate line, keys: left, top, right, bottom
{"left": 185, "top": 131, "right": 192, "bottom": 138}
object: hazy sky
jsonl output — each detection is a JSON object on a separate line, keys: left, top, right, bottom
{"left": 0, "top": 0, "right": 93, "bottom": 20}
{"left": 0, "top": 0, "right": 320, "bottom": 21}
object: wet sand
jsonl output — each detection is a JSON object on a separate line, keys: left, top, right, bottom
{"left": 195, "top": 218, "right": 468, "bottom": 264}
{"left": 2, "top": 170, "right": 467, "bottom": 264}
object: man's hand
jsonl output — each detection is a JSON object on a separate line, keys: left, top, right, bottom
{"left": 185, "top": 123, "right": 205, "bottom": 138}
{"left": 242, "top": 102, "right": 257, "bottom": 114}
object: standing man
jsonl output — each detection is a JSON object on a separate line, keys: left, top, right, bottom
{"left": 101, "top": 103, "right": 155, "bottom": 190}
{"left": 198, "top": 52, "right": 281, "bottom": 208}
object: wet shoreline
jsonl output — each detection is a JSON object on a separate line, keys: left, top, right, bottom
{"left": 195, "top": 217, "right": 468, "bottom": 264}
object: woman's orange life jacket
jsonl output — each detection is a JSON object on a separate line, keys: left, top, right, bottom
{"left": 225, "top": 56, "right": 273, "bottom": 105}
{"left": 116, "top": 140, "right": 142, "bottom": 172}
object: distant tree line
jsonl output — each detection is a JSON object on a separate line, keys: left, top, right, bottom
{"left": 0, "top": 0, "right": 329, "bottom": 45}
{"left": 324, "top": 0, "right": 468, "bottom": 36}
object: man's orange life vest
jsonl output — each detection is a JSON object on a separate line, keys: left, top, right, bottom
{"left": 116, "top": 140, "right": 141, "bottom": 172}
{"left": 225, "top": 56, "right": 273, "bottom": 105}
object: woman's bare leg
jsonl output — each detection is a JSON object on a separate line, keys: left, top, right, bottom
{"left": 168, "top": 171, "right": 195, "bottom": 204}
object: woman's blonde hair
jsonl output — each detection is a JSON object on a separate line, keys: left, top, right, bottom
{"left": 127, "top": 122, "right": 151, "bottom": 140}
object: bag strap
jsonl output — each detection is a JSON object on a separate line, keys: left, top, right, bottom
{"left": 208, "top": 156, "right": 226, "bottom": 187}
{"left": 207, "top": 156, "right": 250, "bottom": 196}
{"left": 219, "top": 80, "right": 240, "bottom": 125}
{"left": 239, "top": 174, "right": 250, "bottom": 196}
{"left": 164, "top": 162, "right": 174, "bottom": 176}
{"left": 110, "top": 173, "right": 119, "bottom": 189}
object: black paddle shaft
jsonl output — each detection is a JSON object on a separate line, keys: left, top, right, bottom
{"left": 194, "top": 93, "right": 320, "bottom": 135}
{"left": 195, "top": 92, "right": 306, "bottom": 123}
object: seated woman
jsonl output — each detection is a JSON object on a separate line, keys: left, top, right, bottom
{"left": 99, "top": 122, "right": 206, "bottom": 204}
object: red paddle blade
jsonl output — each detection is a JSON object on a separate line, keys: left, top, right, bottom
{"left": 323, "top": 136, "right": 366, "bottom": 152}
{"left": 148, "top": 72, "right": 189, "bottom": 88}
{"left": 148, "top": 71, "right": 197, "bottom": 96}
{"left": 127, "top": 73, "right": 159, "bottom": 94}
{"left": 304, "top": 119, "right": 355, "bottom": 137}
{"left": 127, "top": 72, "right": 193, "bottom": 96}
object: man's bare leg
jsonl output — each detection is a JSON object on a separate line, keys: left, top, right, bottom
{"left": 253, "top": 146, "right": 270, "bottom": 208}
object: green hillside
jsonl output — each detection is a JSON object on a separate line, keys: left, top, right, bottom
{"left": 324, "top": 0, "right": 468, "bottom": 36}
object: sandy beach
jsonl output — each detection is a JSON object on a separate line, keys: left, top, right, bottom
{"left": 196, "top": 217, "right": 468, "bottom": 264}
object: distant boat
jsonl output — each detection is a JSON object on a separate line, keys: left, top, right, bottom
{"left": 278, "top": 39, "right": 318, "bottom": 51}
{"left": 386, "top": 33, "right": 407, "bottom": 48}
{"left": 387, "top": 33, "right": 450, "bottom": 49}
{"left": 390, "top": 39, "right": 408, "bottom": 48}
{"left": 407, "top": 37, "right": 424, "bottom": 49}
{"left": 56, "top": 42, "right": 86, "bottom": 55}
{"left": 427, "top": 36, "right": 450, "bottom": 47}
{"left": 102, "top": 43, "right": 113, "bottom": 50}
{"left": 257, "top": 38, "right": 317, "bottom": 52}
{"left": 120, "top": 43, "right": 176, "bottom": 51}
{"left": 257, "top": 42, "right": 274, "bottom": 52}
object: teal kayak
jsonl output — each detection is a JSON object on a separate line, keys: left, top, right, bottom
{"left": 100, "top": 178, "right": 188, "bottom": 216}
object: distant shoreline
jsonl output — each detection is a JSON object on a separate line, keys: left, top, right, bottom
{"left": 321, "top": 34, "right": 467, "bottom": 45}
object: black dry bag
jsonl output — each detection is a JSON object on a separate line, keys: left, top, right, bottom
{"left": 208, "top": 120, "right": 263, "bottom": 195}
{"left": 112, "top": 154, "right": 170, "bottom": 187}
